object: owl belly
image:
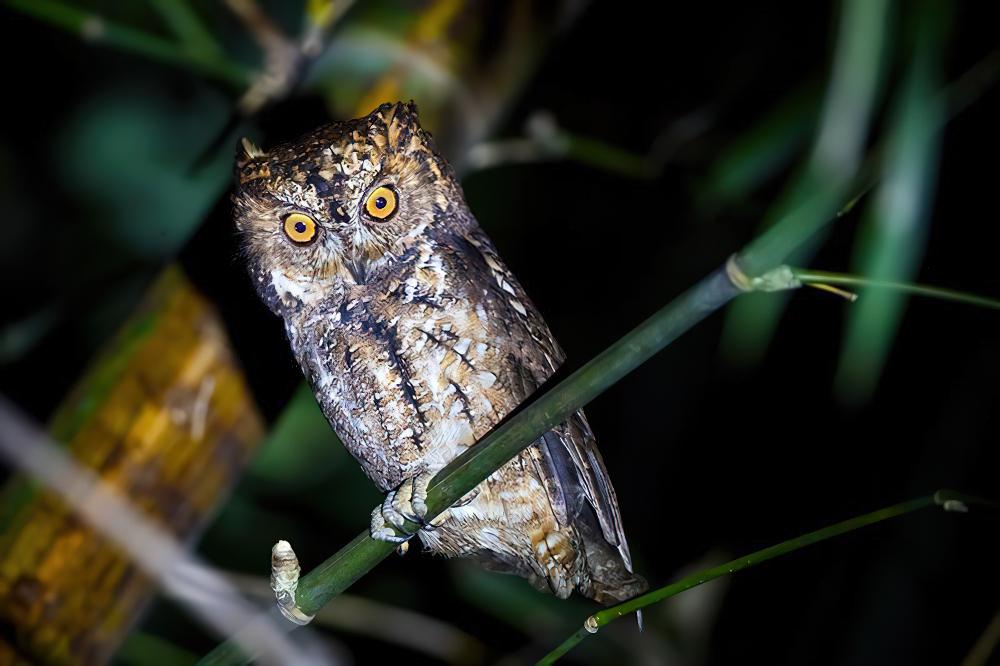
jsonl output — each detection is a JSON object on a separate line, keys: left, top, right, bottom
{"left": 294, "top": 297, "right": 582, "bottom": 596}
{"left": 297, "top": 296, "right": 513, "bottom": 491}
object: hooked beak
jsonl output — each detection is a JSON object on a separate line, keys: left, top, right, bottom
{"left": 346, "top": 257, "right": 369, "bottom": 285}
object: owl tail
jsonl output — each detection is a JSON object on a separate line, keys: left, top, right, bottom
{"left": 575, "top": 505, "right": 648, "bottom": 606}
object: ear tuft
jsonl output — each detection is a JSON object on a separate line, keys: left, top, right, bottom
{"left": 235, "top": 137, "right": 271, "bottom": 184}
{"left": 236, "top": 136, "right": 267, "bottom": 167}
{"left": 378, "top": 100, "right": 422, "bottom": 152}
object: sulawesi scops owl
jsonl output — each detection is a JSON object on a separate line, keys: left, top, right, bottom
{"left": 232, "top": 102, "right": 646, "bottom": 605}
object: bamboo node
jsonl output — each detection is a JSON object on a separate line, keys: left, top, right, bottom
{"left": 942, "top": 499, "right": 969, "bottom": 513}
{"left": 726, "top": 255, "right": 801, "bottom": 293}
{"left": 270, "top": 540, "right": 316, "bottom": 625}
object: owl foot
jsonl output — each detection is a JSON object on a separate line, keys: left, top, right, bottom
{"left": 370, "top": 471, "right": 447, "bottom": 543}
{"left": 370, "top": 500, "right": 410, "bottom": 544}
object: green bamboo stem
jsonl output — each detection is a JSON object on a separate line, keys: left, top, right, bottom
{"left": 537, "top": 490, "right": 996, "bottom": 665}
{"left": 7, "top": 0, "right": 250, "bottom": 87}
{"left": 793, "top": 269, "right": 1000, "bottom": 310}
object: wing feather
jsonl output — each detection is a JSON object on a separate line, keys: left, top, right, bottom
{"left": 462, "top": 227, "right": 636, "bottom": 573}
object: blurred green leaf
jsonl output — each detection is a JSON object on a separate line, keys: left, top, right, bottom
{"left": 7, "top": 0, "right": 249, "bottom": 86}
{"left": 249, "top": 383, "right": 341, "bottom": 486}
{"left": 148, "top": 0, "right": 224, "bottom": 61}
{"left": 451, "top": 561, "right": 579, "bottom": 638}
{"left": 307, "top": 25, "right": 461, "bottom": 119}
{"left": 116, "top": 631, "right": 199, "bottom": 666}
{"left": 245, "top": 383, "right": 378, "bottom": 525}
{"left": 0, "top": 308, "right": 58, "bottom": 364}
{"left": 56, "top": 86, "right": 231, "bottom": 260}
{"left": 835, "top": 1, "right": 946, "bottom": 403}
{"left": 699, "top": 83, "right": 820, "bottom": 207}
{"left": 721, "top": 0, "right": 891, "bottom": 366}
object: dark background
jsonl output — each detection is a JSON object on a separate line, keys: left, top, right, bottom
{"left": 1, "top": 1, "right": 997, "bottom": 664}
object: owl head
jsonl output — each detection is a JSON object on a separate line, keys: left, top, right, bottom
{"left": 232, "top": 102, "right": 467, "bottom": 317}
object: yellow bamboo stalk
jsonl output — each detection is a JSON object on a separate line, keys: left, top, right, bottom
{"left": 0, "top": 267, "right": 264, "bottom": 664}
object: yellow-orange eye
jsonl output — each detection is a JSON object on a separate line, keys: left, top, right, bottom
{"left": 364, "top": 185, "right": 398, "bottom": 220}
{"left": 283, "top": 213, "right": 318, "bottom": 244}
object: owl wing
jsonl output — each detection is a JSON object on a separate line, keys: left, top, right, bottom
{"left": 462, "top": 228, "right": 635, "bottom": 573}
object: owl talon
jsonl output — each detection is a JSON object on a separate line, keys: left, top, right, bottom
{"left": 370, "top": 504, "right": 410, "bottom": 544}
{"left": 406, "top": 471, "right": 434, "bottom": 520}
{"left": 383, "top": 489, "right": 413, "bottom": 529}
{"left": 371, "top": 472, "right": 442, "bottom": 543}
{"left": 388, "top": 472, "right": 435, "bottom": 524}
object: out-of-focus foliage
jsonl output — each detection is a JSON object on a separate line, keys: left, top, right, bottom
{"left": 59, "top": 88, "right": 232, "bottom": 259}
{"left": 835, "top": 2, "right": 946, "bottom": 402}
{"left": 0, "top": 269, "right": 264, "bottom": 664}
{"left": 698, "top": 84, "right": 819, "bottom": 208}
{"left": 719, "top": 0, "right": 892, "bottom": 371}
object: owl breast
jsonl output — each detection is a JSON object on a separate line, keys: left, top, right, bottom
{"left": 289, "top": 229, "right": 539, "bottom": 492}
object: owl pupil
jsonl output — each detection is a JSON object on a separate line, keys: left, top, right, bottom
{"left": 374, "top": 196, "right": 387, "bottom": 209}
{"left": 294, "top": 221, "right": 307, "bottom": 233}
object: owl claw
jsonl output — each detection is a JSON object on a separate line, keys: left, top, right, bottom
{"left": 404, "top": 471, "right": 434, "bottom": 521}
{"left": 370, "top": 471, "right": 442, "bottom": 543}
{"left": 383, "top": 488, "right": 413, "bottom": 529}
{"left": 370, "top": 504, "right": 410, "bottom": 544}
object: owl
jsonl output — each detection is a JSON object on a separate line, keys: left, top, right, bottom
{"left": 232, "top": 102, "right": 646, "bottom": 605}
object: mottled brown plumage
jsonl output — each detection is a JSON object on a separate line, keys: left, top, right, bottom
{"left": 232, "top": 102, "right": 645, "bottom": 603}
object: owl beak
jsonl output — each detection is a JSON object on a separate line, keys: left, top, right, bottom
{"left": 346, "top": 257, "right": 369, "bottom": 285}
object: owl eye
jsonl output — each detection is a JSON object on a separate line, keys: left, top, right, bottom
{"left": 364, "top": 185, "right": 398, "bottom": 221}
{"left": 283, "top": 213, "right": 319, "bottom": 245}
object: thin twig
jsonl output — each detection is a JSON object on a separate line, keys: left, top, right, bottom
{"left": 465, "top": 111, "right": 657, "bottom": 178}
{"left": 537, "top": 490, "right": 997, "bottom": 664}
{"left": 223, "top": 0, "right": 302, "bottom": 114}
{"left": 224, "top": 0, "right": 357, "bottom": 115}
{"left": 793, "top": 269, "right": 1000, "bottom": 310}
